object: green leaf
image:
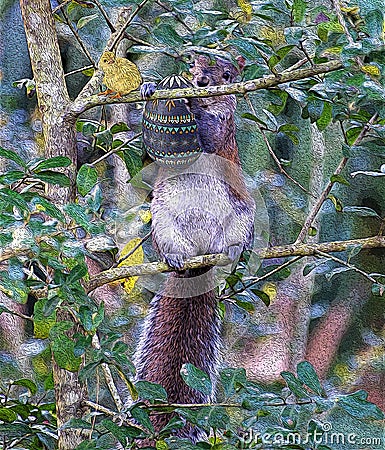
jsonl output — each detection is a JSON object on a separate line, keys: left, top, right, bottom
{"left": 12, "top": 378, "right": 38, "bottom": 395}
{"left": 296, "top": 361, "right": 324, "bottom": 396}
{"left": 111, "top": 122, "right": 130, "bottom": 134}
{"left": 220, "top": 368, "right": 247, "bottom": 397}
{"left": 75, "top": 442, "right": 97, "bottom": 450}
{"left": 0, "top": 147, "right": 27, "bottom": 169}
{"left": 268, "top": 45, "right": 295, "bottom": 70}
{"left": 159, "top": 416, "right": 185, "bottom": 436}
{"left": 316, "top": 102, "right": 332, "bottom": 131}
{"left": 67, "top": 264, "right": 88, "bottom": 285}
{"left": 292, "top": 0, "right": 307, "bottom": 23}
{"left": 0, "top": 408, "right": 17, "bottom": 423}
{"left": 284, "top": 26, "right": 304, "bottom": 45}
{"left": 197, "top": 406, "right": 230, "bottom": 429}
{"left": 76, "top": 120, "right": 101, "bottom": 134}
{"left": 346, "top": 127, "right": 362, "bottom": 146}
{"left": 33, "top": 170, "right": 71, "bottom": 187}
{"left": 278, "top": 123, "right": 300, "bottom": 133}
{"left": 154, "top": 24, "right": 184, "bottom": 47}
{"left": 280, "top": 372, "right": 310, "bottom": 398}
{"left": 251, "top": 289, "right": 271, "bottom": 306}
{"left": 122, "top": 149, "right": 143, "bottom": 178}
{"left": 130, "top": 405, "right": 154, "bottom": 432}
{"left": 330, "top": 174, "right": 350, "bottom": 186}
{"left": 101, "top": 419, "right": 142, "bottom": 444}
{"left": 0, "top": 170, "right": 25, "bottom": 185}
{"left": 0, "top": 272, "right": 28, "bottom": 303}
{"left": 31, "top": 195, "right": 65, "bottom": 222}
{"left": 51, "top": 334, "right": 82, "bottom": 372}
{"left": 365, "top": 9, "right": 384, "bottom": 40}
{"left": 94, "top": 129, "right": 113, "bottom": 148}
{"left": 308, "top": 226, "right": 317, "bottom": 237}
{"left": 76, "top": 164, "right": 98, "bottom": 197}
{"left": 0, "top": 188, "right": 29, "bottom": 212}
{"left": 338, "top": 391, "right": 385, "bottom": 420}
{"left": 371, "top": 283, "right": 385, "bottom": 296}
{"left": 235, "top": 299, "right": 256, "bottom": 313}
{"left": 327, "top": 194, "right": 343, "bottom": 212}
{"left": 62, "top": 418, "right": 92, "bottom": 430}
{"left": 34, "top": 298, "right": 56, "bottom": 339}
{"left": 342, "top": 206, "right": 380, "bottom": 218}
{"left": 92, "top": 302, "right": 105, "bottom": 330}
{"left": 33, "top": 156, "right": 72, "bottom": 172}
{"left": 77, "top": 13, "right": 98, "bottom": 29}
{"left": 135, "top": 380, "right": 168, "bottom": 403}
{"left": 78, "top": 306, "right": 93, "bottom": 332}
{"left": 180, "top": 363, "right": 212, "bottom": 396}
{"left": 242, "top": 113, "right": 266, "bottom": 126}
{"left": 64, "top": 203, "right": 97, "bottom": 233}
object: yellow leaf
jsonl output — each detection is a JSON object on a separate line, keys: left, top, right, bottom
{"left": 138, "top": 209, "right": 152, "bottom": 224}
{"left": 261, "top": 282, "right": 277, "bottom": 301}
{"left": 361, "top": 64, "right": 381, "bottom": 77}
{"left": 237, "top": 0, "right": 252, "bottom": 21}
{"left": 118, "top": 238, "right": 144, "bottom": 293}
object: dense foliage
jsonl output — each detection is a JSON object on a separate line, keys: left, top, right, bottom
{"left": 0, "top": 0, "right": 384, "bottom": 448}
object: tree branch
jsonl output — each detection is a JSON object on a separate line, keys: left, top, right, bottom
{"left": 295, "top": 113, "right": 378, "bottom": 243}
{"left": 69, "top": 60, "right": 344, "bottom": 118}
{"left": 86, "top": 236, "right": 385, "bottom": 293}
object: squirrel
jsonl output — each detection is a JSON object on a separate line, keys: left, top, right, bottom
{"left": 134, "top": 55, "right": 255, "bottom": 439}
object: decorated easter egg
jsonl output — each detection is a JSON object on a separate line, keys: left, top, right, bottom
{"left": 142, "top": 75, "right": 202, "bottom": 166}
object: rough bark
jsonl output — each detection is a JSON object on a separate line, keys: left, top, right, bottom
{"left": 19, "top": 1, "right": 89, "bottom": 448}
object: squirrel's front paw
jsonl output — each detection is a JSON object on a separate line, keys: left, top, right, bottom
{"left": 140, "top": 82, "right": 157, "bottom": 99}
{"left": 163, "top": 253, "right": 186, "bottom": 271}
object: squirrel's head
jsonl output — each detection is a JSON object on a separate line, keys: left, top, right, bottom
{"left": 189, "top": 55, "right": 245, "bottom": 88}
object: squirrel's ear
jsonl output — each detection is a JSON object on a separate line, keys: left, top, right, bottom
{"left": 236, "top": 56, "right": 246, "bottom": 72}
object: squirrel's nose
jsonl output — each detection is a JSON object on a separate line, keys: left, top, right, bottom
{"left": 196, "top": 76, "right": 210, "bottom": 87}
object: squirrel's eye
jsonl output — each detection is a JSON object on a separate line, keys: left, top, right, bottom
{"left": 223, "top": 71, "right": 231, "bottom": 81}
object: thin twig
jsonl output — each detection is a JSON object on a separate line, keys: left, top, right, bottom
{"left": 0, "top": 305, "right": 33, "bottom": 322}
{"left": 281, "top": 57, "right": 308, "bottom": 73}
{"left": 332, "top": 0, "right": 355, "bottom": 46}
{"left": 92, "top": 334, "right": 123, "bottom": 412}
{"left": 91, "top": 133, "right": 142, "bottom": 166}
{"left": 155, "top": 0, "right": 193, "bottom": 33}
{"left": 108, "top": 0, "right": 151, "bottom": 52}
{"left": 92, "top": 0, "right": 153, "bottom": 48}
{"left": 52, "top": 0, "right": 72, "bottom": 14}
{"left": 61, "top": 8, "right": 96, "bottom": 67}
{"left": 117, "top": 231, "right": 152, "bottom": 265}
{"left": 315, "top": 250, "right": 377, "bottom": 283}
{"left": 295, "top": 113, "right": 379, "bottom": 243}
{"left": 243, "top": 94, "right": 314, "bottom": 196}
{"left": 84, "top": 400, "right": 116, "bottom": 416}
{"left": 64, "top": 65, "right": 94, "bottom": 78}
{"left": 220, "top": 255, "right": 303, "bottom": 301}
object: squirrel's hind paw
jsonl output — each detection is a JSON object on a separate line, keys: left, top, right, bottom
{"left": 140, "top": 82, "right": 157, "bottom": 99}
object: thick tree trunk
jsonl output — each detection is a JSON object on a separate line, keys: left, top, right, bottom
{"left": 19, "top": 1, "right": 89, "bottom": 448}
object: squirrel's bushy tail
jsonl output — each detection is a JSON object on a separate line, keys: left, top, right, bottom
{"left": 134, "top": 268, "right": 220, "bottom": 435}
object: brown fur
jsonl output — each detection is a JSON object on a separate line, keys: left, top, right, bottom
{"left": 134, "top": 56, "right": 255, "bottom": 439}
